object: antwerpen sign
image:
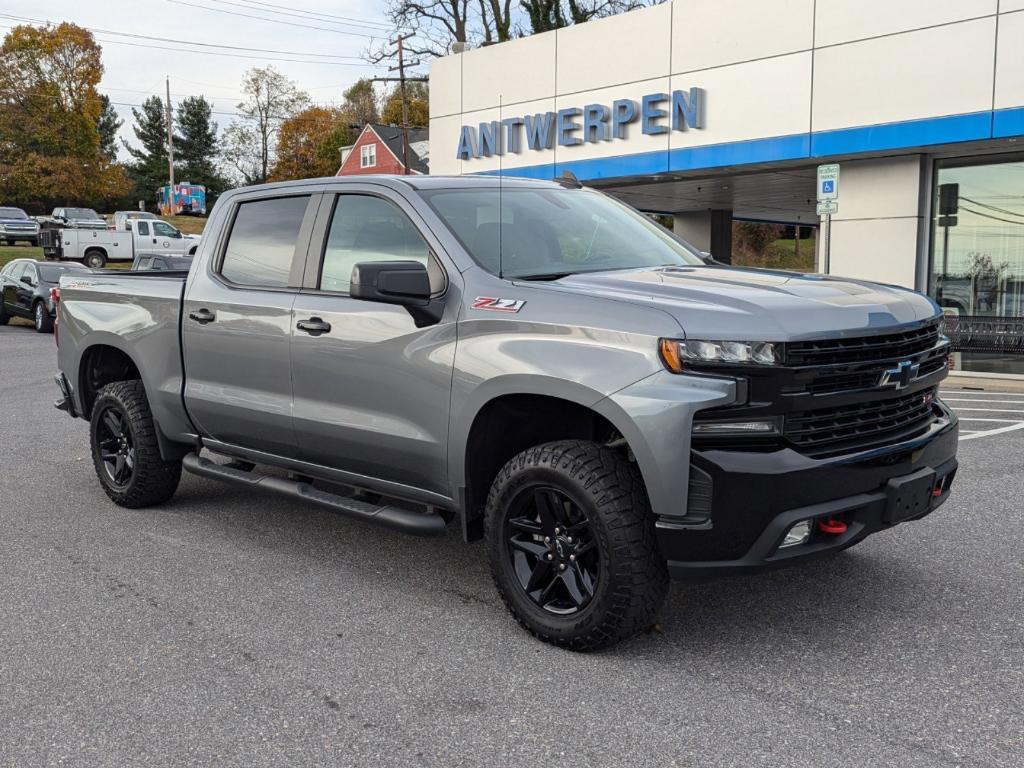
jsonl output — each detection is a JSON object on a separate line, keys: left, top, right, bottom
{"left": 456, "top": 87, "right": 705, "bottom": 160}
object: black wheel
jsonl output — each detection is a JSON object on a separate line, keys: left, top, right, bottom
{"left": 33, "top": 301, "right": 53, "bottom": 333}
{"left": 90, "top": 380, "right": 181, "bottom": 507}
{"left": 486, "top": 440, "right": 669, "bottom": 651}
{"left": 84, "top": 250, "right": 106, "bottom": 269}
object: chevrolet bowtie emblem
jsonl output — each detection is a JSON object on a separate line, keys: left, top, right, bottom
{"left": 879, "top": 360, "right": 920, "bottom": 390}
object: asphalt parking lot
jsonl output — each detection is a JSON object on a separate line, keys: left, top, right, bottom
{"left": 1, "top": 324, "right": 1021, "bottom": 767}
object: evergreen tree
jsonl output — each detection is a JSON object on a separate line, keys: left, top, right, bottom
{"left": 96, "top": 94, "right": 122, "bottom": 160}
{"left": 175, "top": 96, "right": 219, "bottom": 184}
{"left": 124, "top": 95, "right": 170, "bottom": 201}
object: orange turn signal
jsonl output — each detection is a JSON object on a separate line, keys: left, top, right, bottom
{"left": 659, "top": 339, "right": 685, "bottom": 373}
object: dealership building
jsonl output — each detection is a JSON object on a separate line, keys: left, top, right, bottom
{"left": 429, "top": 0, "right": 1024, "bottom": 377}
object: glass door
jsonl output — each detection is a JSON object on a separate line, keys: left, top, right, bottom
{"left": 930, "top": 155, "right": 1024, "bottom": 376}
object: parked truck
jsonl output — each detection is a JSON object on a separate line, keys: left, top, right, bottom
{"left": 53, "top": 176, "right": 959, "bottom": 650}
{"left": 42, "top": 217, "right": 200, "bottom": 268}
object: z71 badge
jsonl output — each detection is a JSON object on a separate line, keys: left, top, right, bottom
{"left": 471, "top": 297, "right": 526, "bottom": 313}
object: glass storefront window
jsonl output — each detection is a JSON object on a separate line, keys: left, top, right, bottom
{"left": 930, "top": 155, "right": 1024, "bottom": 376}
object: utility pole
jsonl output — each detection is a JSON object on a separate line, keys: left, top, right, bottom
{"left": 165, "top": 76, "right": 175, "bottom": 200}
{"left": 370, "top": 38, "right": 427, "bottom": 174}
{"left": 391, "top": 34, "right": 414, "bottom": 175}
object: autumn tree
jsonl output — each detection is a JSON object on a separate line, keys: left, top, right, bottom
{"left": 0, "top": 23, "right": 129, "bottom": 207}
{"left": 220, "top": 66, "right": 309, "bottom": 185}
{"left": 341, "top": 79, "right": 379, "bottom": 127}
{"left": 381, "top": 81, "right": 429, "bottom": 127}
{"left": 270, "top": 107, "right": 356, "bottom": 181}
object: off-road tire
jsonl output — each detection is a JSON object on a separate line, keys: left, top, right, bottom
{"left": 33, "top": 301, "right": 53, "bottom": 333}
{"left": 485, "top": 440, "right": 669, "bottom": 651}
{"left": 90, "top": 380, "right": 181, "bottom": 507}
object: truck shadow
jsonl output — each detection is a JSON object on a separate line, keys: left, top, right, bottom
{"left": 168, "top": 475, "right": 948, "bottom": 662}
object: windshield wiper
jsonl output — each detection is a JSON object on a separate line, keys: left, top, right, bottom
{"left": 514, "top": 272, "right": 576, "bottom": 281}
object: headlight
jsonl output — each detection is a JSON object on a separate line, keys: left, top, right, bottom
{"left": 659, "top": 338, "right": 779, "bottom": 371}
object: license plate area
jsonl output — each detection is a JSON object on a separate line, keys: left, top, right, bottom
{"left": 884, "top": 468, "right": 936, "bottom": 524}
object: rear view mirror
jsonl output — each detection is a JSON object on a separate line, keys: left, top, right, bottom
{"left": 350, "top": 260, "right": 441, "bottom": 327}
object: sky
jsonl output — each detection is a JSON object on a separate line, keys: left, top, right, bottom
{"left": 1, "top": 0, "right": 415, "bottom": 160}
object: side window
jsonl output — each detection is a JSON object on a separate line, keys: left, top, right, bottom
{"left": 220, "top": 196, "right": 310, "bottom": 288}
{"left": 137, "top": 221, "right": 150, "bottom": 236}
{"left": 319, "top": 195, "right": 442, "bottom": 294}
{"left": 8, "top": 263, "right": 26, "bottom": 282}
{"left": 152, "top": 221, "right": 178, "bottom": 237}
{"left": 24, "top": 264, "right": 37, "bottom": 285}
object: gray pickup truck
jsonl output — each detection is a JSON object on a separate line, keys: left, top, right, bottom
{"left": 54, "top": 176, "right": 959, "bottom": 650}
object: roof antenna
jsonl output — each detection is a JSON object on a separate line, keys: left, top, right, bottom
{"left": 556, "top": 169, "right": 582, "bottom": 189}
{"left": 498, "top": 93, "right": 504, "bottom": 280}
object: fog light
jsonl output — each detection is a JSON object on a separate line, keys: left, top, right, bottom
{"left": 779, "top": 520, "right": 812, "bottom": 548}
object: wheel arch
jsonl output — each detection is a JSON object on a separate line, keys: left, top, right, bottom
{"left": 454, "top": 380, "right": 645, "bottom": 542}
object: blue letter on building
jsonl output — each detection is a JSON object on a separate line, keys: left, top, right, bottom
{"left": 611, "top": 99, "right": 637, "bottom": 139}
{"left": 671, "top": 87, "right": 705, "bottom": 130}
{"left": 582, "top": 104, "right": 610, "bottom": 142}
{"left": 456, "top": 125, "right": 477, "bottom": 160}
{"left": 557, "top": 107, "right": 583, "bottom": 146}
{"left": 524, "top": 112, "right": 556, "bottom": 150}
{"left": 641, "top": 93, "right": 668, "bottom": 135}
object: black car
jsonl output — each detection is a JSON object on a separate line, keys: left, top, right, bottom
{"left": 0, "top": 206, "right": 41, "bottom": 246}
{"left": 0, "top": 259, "right": 89, "bottom": 333}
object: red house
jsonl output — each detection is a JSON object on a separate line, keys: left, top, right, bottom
{"left": 336, "top": 123, "right": 429, "bottom": 176}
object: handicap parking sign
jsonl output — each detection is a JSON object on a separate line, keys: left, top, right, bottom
{"left": 822, "top": 180, "right": 834, "bottom": 194}
{"left": 817, "top": 164, "right": 839, "bottom": 201}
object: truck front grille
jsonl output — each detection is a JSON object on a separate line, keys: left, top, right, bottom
{"left": 787, "top": 322, "right": 941, "bottom": 366}
{"left": 784, "top": 387, "right": 939, "bottom": 458}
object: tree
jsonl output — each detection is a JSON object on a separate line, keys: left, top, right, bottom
{"left": 221, "top": 66, "right": 309, "bottom": 185}
{"left": 96, "top": 94, "right": 122, "bottom": 160}
{"left": 123, "top": 95, "right": 170, "bottom": 200}
{"left": 381, "top": 81, "right": 429, "bottom": 127}
{"left": 0, "top": 22, "right": 129, "bottom": 207}
{"left": 270, "top": 107, "right": 356, "bottom": 181}
{"left": 341, "top": 78, "right": 379, "bottom": 127}
{"left": 175, "top": 96, "right": 225, "bottom": 190}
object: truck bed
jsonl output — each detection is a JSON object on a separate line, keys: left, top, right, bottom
{"left": 57, "top": 272, "right": 192, "bottom": 443}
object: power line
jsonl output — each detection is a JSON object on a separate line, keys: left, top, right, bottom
{"left": 209, "top": 0, "right": 393, "bottom": 31}
{"left": 166, "top": 0, "right": 392, "bottom": 39}
{"left": 960, "top": 205, "right": 1024, "bottom": 227}
{"left": 960, "top": 196, "right": 1024, "bottom": 220}
{"left": 0, "top": 15, "right": 382, "bottom": 66}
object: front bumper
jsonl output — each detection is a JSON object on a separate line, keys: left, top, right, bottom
{"left": 659, "top": 402, "right": 959, "bottom": 578}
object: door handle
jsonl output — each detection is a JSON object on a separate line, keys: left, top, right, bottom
{"left": 296, "top": 317, "right": 331, "bottom": 336}
{"left": 188, "top": 308, "right": 216, "bottom": 324}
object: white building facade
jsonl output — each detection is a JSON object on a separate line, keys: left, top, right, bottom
{"left": 430, "top": 0, "right": 1024, "bottom": 377}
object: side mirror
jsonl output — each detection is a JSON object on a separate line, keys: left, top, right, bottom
{"left": 350, "top": 260, "right": 442, "bottom": 327}
{"left": 20, "top": 275, "right": 33, "bottom": 286}
{"left": 699, "top": 251, "right": 714, "bottom": 264}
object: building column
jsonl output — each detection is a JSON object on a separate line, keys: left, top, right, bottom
{"left": 819, "top": 156, "right": 924, "bottom": 288}
{"left": 673, "top": 209, "right": 733, "bottom": 263}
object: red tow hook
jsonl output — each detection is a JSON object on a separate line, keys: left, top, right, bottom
{"left": 817, "top": 518, "right": 848, "bottom": 535}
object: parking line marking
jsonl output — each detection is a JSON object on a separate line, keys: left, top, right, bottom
{"left": 957, "top": 417, "right": 1023, "bottom": 422}
{"left": 941, "top": 398, "right": 1024, "bottom": 404}
{"left": 951, "top": 407, "right": 1024, "bottom": 413}
{"left": 960, "top": 422, "right": 1024, "bottom": 441}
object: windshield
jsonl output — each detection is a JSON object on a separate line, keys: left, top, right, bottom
{"left": 0, "top": 207, "right": 28, "bottom": 219}
{"left": 39, "top": 263, "right": 88, "bottom": 282}
{"left": 67, "top": 208, "right": 102, "bottom": 220}
{"left": 421, "top": 187, "right": 703, "bottom": 279}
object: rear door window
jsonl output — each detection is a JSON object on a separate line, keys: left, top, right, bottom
{"left": 137, "top": 221, "right": 150, "bottom": 236}
{"left": 319, "top": 194, "right": 442, "bottom": 294}
{"left": 220, "top": 196, "right": 310, "bottom": 288}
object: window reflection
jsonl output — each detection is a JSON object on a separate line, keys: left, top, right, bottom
{"left": 931, "top": 157, "right": 1024, "bottom": 376}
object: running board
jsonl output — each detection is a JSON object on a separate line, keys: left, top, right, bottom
{"left": 182, "top": 453, "right": 447, "bottom": 536}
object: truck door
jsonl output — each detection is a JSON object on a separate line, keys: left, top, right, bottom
{"left": 289, "top": 189, "right": 458, "bottom": 495}
{"left": 152, "top": 220, "right": 183, "bottom": 253}
{"left": 181, "top": 192, "right": 319, "bottom": 456}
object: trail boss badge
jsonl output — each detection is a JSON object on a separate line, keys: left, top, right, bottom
{"left": 472, "top": 297, "right": 526, "bottom": 313}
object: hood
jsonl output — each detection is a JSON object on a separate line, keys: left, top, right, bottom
{"left": 533, "top": 265, "right": 940, "bottom": 341}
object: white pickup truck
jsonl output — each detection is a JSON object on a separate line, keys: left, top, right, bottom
{"left": 42, "top": 218, "right": 200, "bottom": 269}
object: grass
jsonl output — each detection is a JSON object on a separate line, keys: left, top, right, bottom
{"left": 733, "top": 237, "right": 818, "bottom": 272}
{"left": 162, "top": 215, "right": 207, "bottom": 235}
{"left": 0, "top": 244, "right": 42, "bottom": 268}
